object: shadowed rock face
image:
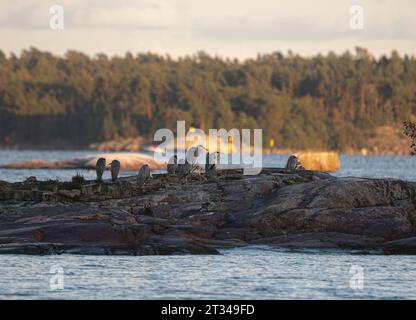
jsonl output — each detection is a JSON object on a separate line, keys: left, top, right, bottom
{"left": 1, "top": 169, "right": 416, "bottom": 255}
{"left": 249, "top": 178, "right": 416, "bottom": 239}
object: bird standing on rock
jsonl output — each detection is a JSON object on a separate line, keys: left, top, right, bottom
{"left": 176, "top": 158, "right": 191, "bottom": 177}
{"left": 96, "top": 157, "right": 106, "bottom": 181}
{"left": 110, "top": 160, "right": 120, "bottom": 181}
{"left": 137, "top": 164, "right": 151, "bottom": 186}
{"left": 187, "top": 146, "right": 202, "bottom": 162}
{"left": 188, "top": 145, "right": 206, "bottom": 174}
{"left": 205, "top": 152, "right": 220, "bottom": 173}
{"left": 285, "top": 155, "right": 304, "bottom": 172}
{"left": 167, "top": 155, "right": 177, "bottom": 175}
{"left": 176, "top": 146, "right": 206, "bottom": 178}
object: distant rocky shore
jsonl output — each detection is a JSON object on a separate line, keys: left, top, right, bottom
{"left": 1, "top": 169, "right": 416, "bottom": 255}
{"left": 0, "top": 153, "right": 165, "bottom": 171}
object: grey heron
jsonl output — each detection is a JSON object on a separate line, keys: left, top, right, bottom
{"left": 109, "top": 160, "right": 121, "bottom": 181}
{"left": 137, "top": 164, "right": 151, "bottom": 186}
{"left": 167, "top": 155, "right": 177, "bottom": 175}
{"left": 96, "top": 157, "right": 106, "bottom": 181}
{"left": 205, "top": 152, "right": 220, "bottom": 173}
{"left": 285, "top": 155, "right": 304, "bottom": 172}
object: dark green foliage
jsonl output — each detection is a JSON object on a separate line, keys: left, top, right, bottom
{"left": 403, "top": 121, "right": 416, "bottom": 155}
{"left": 0, "top": 47, "right": 415, "bottom": 151}
{"left": 71, "top": 173, "right": 85, "bottom": 188}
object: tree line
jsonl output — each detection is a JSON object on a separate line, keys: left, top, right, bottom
{"left": 0, "top": 47, "right": 415, "bottom": 150}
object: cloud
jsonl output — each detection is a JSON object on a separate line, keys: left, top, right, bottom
{"left": 0, "top": 1, "right": 50, "bottom": 29}
{"left": 70, "top": 0, "right": 181, "bottom": 29}
{"left": 190, "top": 1, "right": 416, "bottom": 42}
{"left": 0, "top": 0, "right": 415, "bottom": 58}
{"left": 0, "top": 0, "right": 182, "bottom": 30}
{"left": 193, "top": 15, "right": 345, "bottom": 42}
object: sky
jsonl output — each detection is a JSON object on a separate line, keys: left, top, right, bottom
{"left": 0, "top": 0, "right": 415, "bottom": 59}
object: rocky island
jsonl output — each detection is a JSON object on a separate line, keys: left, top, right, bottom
{"left": 1, "top": 169, "right": 416, "bottom": 255}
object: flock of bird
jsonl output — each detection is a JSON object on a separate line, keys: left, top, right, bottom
{"left": 95, "top": 146, "right": 303, "bottom": 184}
{"left": 94, "top": 146, "right": 221, "bottom": 184}
{"left": 95, "top": 157, "right": 151, "bottom": 185}
{"left": 166, "top": 146, "right": 221, "bottom": 177}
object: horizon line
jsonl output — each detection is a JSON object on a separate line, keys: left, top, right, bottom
{"left": 2, "top": 46, "right": 416, "bottom": 62}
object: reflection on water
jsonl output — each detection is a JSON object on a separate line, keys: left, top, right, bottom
{"left": 0, "top": 150, "right": 415, "bottom": 182}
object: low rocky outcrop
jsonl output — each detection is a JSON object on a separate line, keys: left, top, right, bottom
{"left": 0, "top": 152, "right": 165, "bottom": 170}
{"left": 1, "top": 168, "right": 415, "bottom": 255}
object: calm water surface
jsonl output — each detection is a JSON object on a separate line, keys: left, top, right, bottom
{"left": 1, "top": 247, "right": 415, "bottom": 300}
{"left": 0, "top": 151, "right": 415, "bottom": 299}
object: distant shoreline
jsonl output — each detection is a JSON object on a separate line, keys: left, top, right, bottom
{"left": 0, "top": 146, "right": 412, "bottom": 157}
{"left": 263, "top": 148, "right": 412, "bottom": 156}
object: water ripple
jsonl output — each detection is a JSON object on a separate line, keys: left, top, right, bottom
{"left": 0, "top": 247, "right": 415, "bottom": 299}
